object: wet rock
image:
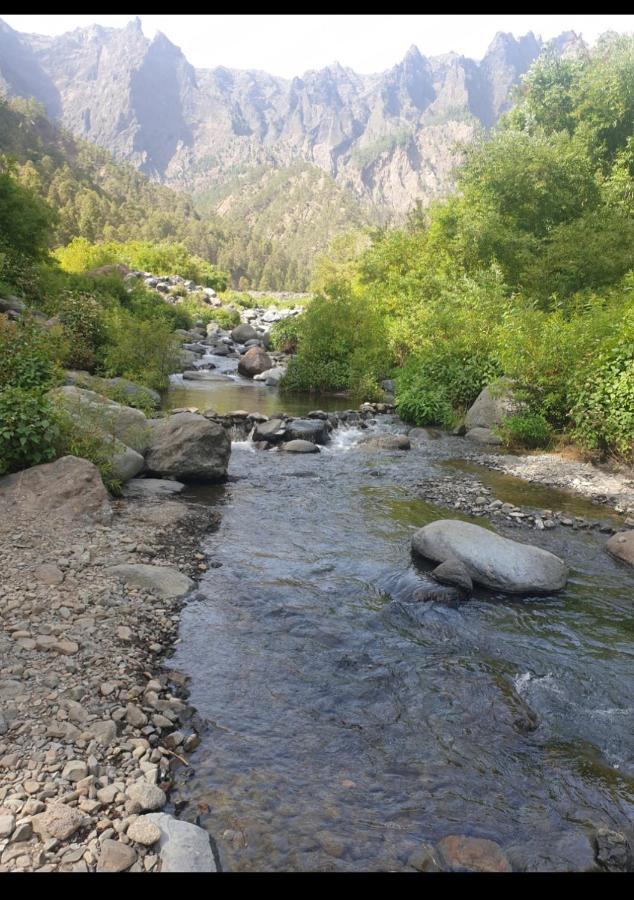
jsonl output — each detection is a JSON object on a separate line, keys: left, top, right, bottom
{"left": 253, "top": 365, "right": 286, "bottom": 386}
{"left": 595, "top": 827, "right": 632, "bottom": 872}
{"left": 253, "top": 418, "right": 287, "bottom": 444}
{"left": 508, "top": 830, "right": 598, "bottom": 872}
{"left": 359, "top": 434, "right": 411, "bottom": 451}
{"left": 606, "top": 531, "right": 634, "bottom": 569}
{"left": 96, "top": 838, "right": 137, "bottom": 873}
{"left": 283, "top": 418, "right": 330, "bottom": 445}
{"left": 107, "top": 564, "right": 194, "bottom": 599}
{"left": 407, "top": 842, "right": 441, "bottom": 872}
{"left": 436, "top": 835, "right": 511, "bottom": 872}
{"left": 0, "top": 456, "right": 112, "bottom": 526}
{"left": 430, "top": 558, "right": 473, "bottom": 596}
{"left": 32, "top": 803, "right": 84, "bottom": 841}
{"left": 281, "top": 440, "right": 320, "bottom": 453}
{"left": 145, "top": 413, "right": 231, "bottom": 483}
{"left": 411, "top": 520, "right": 568, "bottom": 594}
{"left": 144, "top": 813, "right": 216, "bottom": 872}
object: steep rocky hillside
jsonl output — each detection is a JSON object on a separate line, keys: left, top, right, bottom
{"left": 0, "top": 18, "right": 585, "bottom": 220}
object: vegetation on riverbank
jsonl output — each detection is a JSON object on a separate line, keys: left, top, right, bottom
{"left": 282, "top": 34, "right": 634, "bottom": 461}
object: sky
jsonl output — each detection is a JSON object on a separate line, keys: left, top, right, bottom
{"left": 2, "top": 14, "right": 633, "bottom": 78}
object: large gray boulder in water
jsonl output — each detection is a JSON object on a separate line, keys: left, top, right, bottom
{"left": 238, "top": 346, "right": 272, "bottom": 378}
{"left": 411, "top": 519, "right": 568, "bottom": 594}
{"left": 145, "top": 413, "right": 230, "bottom": 482}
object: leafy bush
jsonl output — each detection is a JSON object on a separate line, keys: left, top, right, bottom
{"left": 53, "top": 407, "right": 121, "bottom": 494}
{"left": 496, "top": 413, "right": 553, "bottom": 450}
{"left": 98, "top": 312, "right": 181, "bottom": 392}
{"left": 0, "top": 387, "right": 60, "bottom": 475}
{"left": 57, "top": 290, "right": 106, "bottom": 371}
{"left": 206, "top": 307, "right": 241, "bottom": 329}
{"left": 269, "top": 316, "right": 302, "bottom": 353}
{"left": 395, "top": 364, "right": 454, "bottom": 427}
{"left": 0, "top": 315, "right": 61, "bottom": 390}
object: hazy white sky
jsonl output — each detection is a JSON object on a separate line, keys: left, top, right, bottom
{"left": 2, "top": 14, "right": 633, "bottom": 77}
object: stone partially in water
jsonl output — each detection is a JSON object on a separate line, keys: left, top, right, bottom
{"left": 144, "top": 813, "right": 216, "bottom": 872}
{"left": 606, "top": 530, "right": 634, "bottom": 569}
{"left": 436, "top": 835, "right": 511, "bottom": 872}
{"left": 430, "top": 558, "right": 473, "bottom": 596}
{"left": 359, "top": 434, "right": 411, "bottom": 451}
{"left": 145, "top": 412, "right": 230, "bottom": 483}
{"left": 107, "top": 564, "right": 194, "bottom": 599}
{"left": 280, "top": 440, "right": 320, "bottom": 453}
{"left": 594, "top": 827, "right": 632, "bottom": 872}
{"left": 238, "top": 346, "right": 273, "bottom": 378}
{"left": 411, "top": 520, "right": 568, "bottom": 594}
{"left": 283, "top": 418, "right": 331, "bottom": 445}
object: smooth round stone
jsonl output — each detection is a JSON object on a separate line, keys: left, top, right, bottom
{"left": 127, "top": 818, "right": 161, "bottom": 846}
{"left": 281, "top": 440, "right": 320, "bottom": 453}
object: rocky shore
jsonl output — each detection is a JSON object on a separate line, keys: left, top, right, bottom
{"left": 0, "top": 463, "right": 219, "bottom": 873}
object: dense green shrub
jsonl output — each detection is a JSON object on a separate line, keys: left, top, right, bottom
{"left": 0, "top": 315, "right": 61, "bottom": 390}
{"left": 0, "top": 387, "right": 60, "bottom": 474}
{"left": 496, "top": 413, "right": 553, "bottom": 449}
{"left": 395, "top": 363, "right": 454, "bottom": 427}
{"left": 206, "top": 307, "right": 241, "bottom": 329}
{"left": 269, "top": 316, "right": 302, "bottom": 353}
{"left": 98, "top": 312, "right": 181, "bottom": 392}
{"left": 57, "top": 290, "right": 106, "bottom": 371}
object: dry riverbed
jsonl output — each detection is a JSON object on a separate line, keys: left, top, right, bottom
{"left": 0, "top": 480, "right": 219, "bottom": 873}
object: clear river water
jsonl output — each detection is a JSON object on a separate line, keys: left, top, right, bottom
{"left": 164, "top": 357, "right": 634, "bottom": 872}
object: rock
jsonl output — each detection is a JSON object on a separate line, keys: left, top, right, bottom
{"left": 253, "top": 366, "right": 286, "bottom": 386}
{"left": 107, "top": 564, "right": 194, "bottom": 599}
{"left": 464, "top": 379, "right": 522, "bottom": 430}
{"left": 32, "top": 803, "right": 84, "bottom": 841}
{"left": 144, "top": 813, "right": 216, "bottom": 872}
{"left": 411, "top": 520, "right": 568, "bottom": 594}
{"left": 407, "top": 842, "right": 441, "bottom": 872}
{"left": 280, "top": 440, "right": 320, "bottom": 453}
{"left": 64, "top": 373, "right": 160, "bottom": 410}
{"left": 465, "top": 427, "right": 503, "bottom": 445}
{"left": 430, "top": 558, "right": 473, "bottom": 596}
{"left": 84, "top": 720, "right": 117, "bottom": 748}
{"left": 437, "top": 835, "right": 511, "bottom": 872}
{"left": 283, "top": 418, "right": 330, "bottom": 445}
{"left": 110, "top": 441, "right": 146, "bottom": 483}
{"left": 0, "top": 456, "right": 112, "bottom": 526}
{"left": 126, "top": 783, "right": 166, "bottom": 813}
{"left": 253, "top": 418, "right": 287, "bottom": 444}
{"left": 122, "top": 478, "right": 186, "bottom": 498}
{"left": 231, "top": 324, "right": 258, "bottom": 344}
{"left": 509, "top": 830, "right": 599, "bottom": 872}
{"left": 127, "top": 818, "right": 161, "bottom": 846}
{"left": 11, "top": 820, "right": 32, "bottom": 842}
{"left": 238, "top": 346, "right": 273, "bottom": 378}
{"left": 606, "top": 531, "right": 634, "bottom": 568}
{"left": 145, "top": 413, "right": 230, "bottom": 483}
{"left": 0, "top": 814, "right": 15, "bottom": 838}
{"left": 34, "top": 563, "right": 64, "bottom": 585}
{"left": 595, "top": 827, "right": 631, "bottom": 872}
{"left": 96, "top": 838, "right": 137, "bottom": 873}
{"left": 62, "top": 760, "right": 88, "bottom": 782}
{"left": 51, "top": 386, "right": 149, "bottom": 452}
{"left": 359, "top": 433, "right": 411, "bottom": 450}
{"left": 126, "top": 703, "right": 148, "bottom": 727}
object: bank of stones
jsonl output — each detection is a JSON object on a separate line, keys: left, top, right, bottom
{"left": 0, "top": 482, "right": 219, "bottom": 873}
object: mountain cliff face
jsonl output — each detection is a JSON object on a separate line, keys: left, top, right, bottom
{"left": 0, "top": 18, "right": 584, "bottom": 224}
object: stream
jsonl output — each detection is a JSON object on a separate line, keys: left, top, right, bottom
{"left": 164, "top": 355, "right": 634, "bottom": 872}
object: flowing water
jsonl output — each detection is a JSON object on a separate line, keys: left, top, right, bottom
{"left": 165, "top": 355, "right": 634, "bottom": 872}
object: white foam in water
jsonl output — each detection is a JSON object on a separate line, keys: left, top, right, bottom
{"left": 513, "top": 671, "right": 565, "bottom": 698}
{"left": 322, "top": 426, "right": 365, "bottom": 453}
{"left": 232, "top": 439, "right": 256, "bottom": 453}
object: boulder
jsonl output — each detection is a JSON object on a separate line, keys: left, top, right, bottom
{"left": 144, "top": 813, "right": 216, "bottom": 872}
{"left": 606, "top": 531, "right": 634, "bottom": 569}
{"left": 359, "top": 434, "right": 411, "bottom": 451}
{"left": 231, "top": 323, "right": 259, "bottom": 344}
{"left": 281, "top": 440, "right": 320, "bottom": 453}
{"left": 145, "top": 413, "right": 230, "bottom": 482}
{"left": 253, "top": 366, "right": 286, "bottom": 386}
{"left": 464, "top": 378, "right": 522, "bottom": 431}
{"left": 51, "top": 386, "right": 149, "bottom": 452}
{"left": 32, "top": 803, "right": 84, "bottom": 841}
{"left": 253, "top": 418, "right": 287, "bottom": 444}
{"left": 0, "top": 456, "right": 112, "bottom": 526}
{"left": 283, "top": 418, "right": 330, "bottom": 445}
{"left": 63, "top": 373, "right": 161, "bottom": 410}
{"left": 465, "top": 427, "right": 503, "bottom": 446}
{"left": 107, "top": 564, "right": 194, "bottom": 599}
{"left": 430, "top": 558, "right": 473, "bottom": 596}
{"left": 110, "top": 441, "right": 146, "bottom": 483}
{"left": 238, "top": 346, "right": 273, "bottom": 378}
{"left": 411, "top": 520, "right": 568, "bottom": 594}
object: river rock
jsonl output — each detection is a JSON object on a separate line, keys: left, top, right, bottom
{"left": 430, "top": 558, "right": 473, "bottom": 595}
{"left": 437, "top": 835, "right": 511, "bottom": 872}
{"left": 281, "top": 440, "right": 320, "bottom": 453}
{"left": 606, "top": 531, "right": 634, "bottom": 568}
{"left": 253, "top": 366, "right": 286, "bottom": 386}
{"left": 0, "top": 456, "right": 112, "bottom": 526}
{"left": 231, "top": 324, "right": 258, "bottom": 344}
{"left": 127, "top": 818, "right": 161, "bottom": 846}
{"left": 464, "top": 379, "right": 522, "bottom": 431}
{"left": 144, "top": 813, "right": 216, "bottom": 872}
{"left": 122, "top": 478, "right": 186, "bottom": 498}
{"left": 145, "top": 413, "right": 230, "bottom": 482}
{"left": 595, "top": 827, "right": 632, "bottom": 872}
{"left": 110, "top": 440, "right": 146, "bottom": 482}
{"left": 238, "top": 346, "right": 273, "bottom": 378}
{"left": 64, "top": 373, "right": 160, "bottom": 410}
{"left": 126, "top": 783, "right": 166, "bottom": 813}
{"left": 411, "top": 520, "right": 568, "bottom": 594}
{"left": 32, "top": 803, "right": 84, "bottom": 841}
{"left": 465, "top": 427, "right": 503, "bottom": 445}
{"left": 96, "top": 838, "right": 137, "bottom": 872}
{"left": 283, "top": 418, "right": 330, "bottom": 445}
{"left": 51, "top": 386, "right": 150, "bottom": 452}
{"left": 253, "top": 418, "right": 287, "bottom": 444}
{"left": 359, "top": 434, "right": 411, "bottom": 451}
{"left": 106, "top": 564, "right": 194, "bottom": 599}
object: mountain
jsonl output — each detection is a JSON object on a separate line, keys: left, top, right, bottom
{"left": 0, "top": 19, "right": 584, "bottom": 218}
